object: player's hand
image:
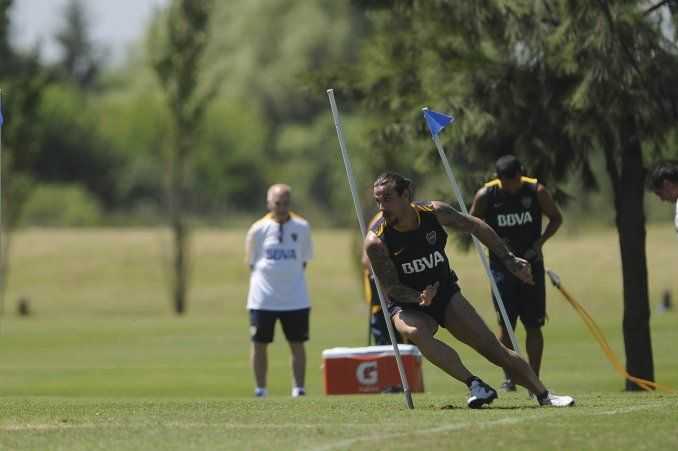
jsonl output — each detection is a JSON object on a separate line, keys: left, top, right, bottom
{"left": 523, "top": 242, "right": 543, "bottom": 262}
{"left": 418, "top": 282, "right": 440, "bottom": 306}
{"left": 505, "top": 256, "right": 534, "bottom": 285}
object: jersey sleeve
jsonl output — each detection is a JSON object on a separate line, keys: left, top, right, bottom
{"left": 301, "top": 223, "right": 313, "bottom": 262}
{"left": 245, "top": 224, "right": 261, "bottom": 266}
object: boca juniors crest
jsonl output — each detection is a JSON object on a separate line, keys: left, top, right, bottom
{"left": 426, "top": 230, "right": 437, "bottom": 245}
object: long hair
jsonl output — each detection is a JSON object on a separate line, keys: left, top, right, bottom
{"left": 373, "top": 172, "right": 414, "bottom": 200}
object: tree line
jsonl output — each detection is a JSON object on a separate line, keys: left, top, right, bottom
{"left": 1, "top": 1, "right": 676, "bottom": 227}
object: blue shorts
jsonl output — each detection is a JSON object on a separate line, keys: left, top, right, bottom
{"left": 249, "top": 308, "right": 310, "bottom": 343}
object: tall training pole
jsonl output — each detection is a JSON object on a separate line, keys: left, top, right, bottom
{"left": 423, "top": 108, "right": 522, "bottom": 355}
{"left": 327, "top": 89, "right": 414, "bottom": 409}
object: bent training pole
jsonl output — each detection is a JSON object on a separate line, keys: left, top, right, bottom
{"left": 422, "top": 108, "right": 522, "bottom": 356}
{"left": 327, "top": 89, "right": 414, "bottom": 409}
{"left": 546, "top": 268, "right": 673, "bottom": 392}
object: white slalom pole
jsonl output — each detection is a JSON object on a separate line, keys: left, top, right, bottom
{"left": 424, "top": 108, "right": 522, "bottom": 355}
{"left": 327, "top": 89, "right": 414, "bottom": 409}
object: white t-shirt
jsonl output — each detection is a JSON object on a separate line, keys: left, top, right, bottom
{"left": 245, "top": 213, "right": 313, "bottom": 310}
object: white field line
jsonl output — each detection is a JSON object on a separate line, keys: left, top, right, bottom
{"left": 589, "top": 402, "right": 667, "bottom": 416}
{"left": 306, "top": 402, "right": 668, "bottom": 451}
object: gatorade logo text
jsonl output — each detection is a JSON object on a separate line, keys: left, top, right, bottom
{"left": 497, "top": 212, "right": 533, "bottom": 227}
{"left": 401, "top": 251, "right": 445, "bottom": 274}
{"left": 356, "top": 361, "right": 378, "bottom": 385}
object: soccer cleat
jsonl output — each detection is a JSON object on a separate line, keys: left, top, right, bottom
{"left": 500, "top": 379, "right": 517, "bottom": 392}
{"left": 467, "top": 379, "right": 498, "bottom": 409}
{"left": 538, "top": 391, "right": 575, "bottom": 407}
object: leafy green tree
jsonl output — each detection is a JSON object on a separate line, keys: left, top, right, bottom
{"left": 353, "top": 0, "right": 678, "bottom": 389}
{"left": 108, "top": 0, "right": 371, "bottom": 223}
{"left": 192, "top": 102, "right": 267, "bottom": 214}
{"left": 151, "top": 0, "right": 215, "bottom": 314}
{"left": 0, "top": 0, "right": 9, "bottom": 64}
{"left": 202, "top": 0, "right": 370, "bottom": 217}
{"left": 94, "top": 80, "right": 169, "bottom": 215}
{"left": 34, "top": 85, "right": 122, "bottom": 208}
{"left": 54, "top": 0, "right": 105, "bottom": 90}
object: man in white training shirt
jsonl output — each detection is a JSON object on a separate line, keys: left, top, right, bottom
{"left": 245, "top": 184, "right": 313, "bottom": 398}
{"left": 648, "top": 161, "right": 678, "bottom": 233}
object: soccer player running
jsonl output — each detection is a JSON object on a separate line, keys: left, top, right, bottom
{"left": 364, "top": 172, "right": 574, "bottom": 408}
{"left": 470, "top": 155, "right": 562, "bottom": 392}
{"left": 245, "top": 184, "right": 313, "bottom": 398}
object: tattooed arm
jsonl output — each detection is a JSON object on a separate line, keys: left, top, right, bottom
{"left": 364, "top": 231, "right": 438, "bottom": 305}
{"left": 430, "top": 200, "right": 534, "bottom": 284}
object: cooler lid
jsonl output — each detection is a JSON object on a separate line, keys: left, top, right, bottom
{"left": 322, "top": 344, "right": 421, "bottom": 358}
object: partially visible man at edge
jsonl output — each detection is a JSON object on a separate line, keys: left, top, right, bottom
{"left": 648, "top": 160, "right": 678, "bottom": 233}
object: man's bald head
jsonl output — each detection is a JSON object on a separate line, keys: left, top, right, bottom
{"left": 267, "top": 184, "right": 291, "bottom": 202}
{"left": 267, "top": 184, "right": 291, "bottom": 221}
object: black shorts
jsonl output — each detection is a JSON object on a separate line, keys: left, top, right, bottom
{"left": 491, "top": 261, "right": 546, "bottom": 328}
{"left": 387, "top": 282, "right": 461, "bottom": 328}
{"left": 249, "top": 308, "right": 310, "bottom": 343}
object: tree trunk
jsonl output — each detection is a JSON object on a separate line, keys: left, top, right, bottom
{"left": 169, "top": 137, "right": 189, "bottom": 316}
{"left": 609, "top": 118, "right": 654, "bottom": 390}
{"left": 171, "top": 214, "right": 187, "bottom": 315}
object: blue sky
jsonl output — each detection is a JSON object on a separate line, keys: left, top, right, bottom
{"left": 10, "top": 0, "right": 169, "bottom": 65}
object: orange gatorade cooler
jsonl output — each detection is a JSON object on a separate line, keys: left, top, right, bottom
{"left": 322, "top": 345, "right": 425, "bottom": 395}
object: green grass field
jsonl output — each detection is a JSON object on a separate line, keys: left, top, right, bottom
{"left": 1, "top": 225, "right": 678, "bottom": 450}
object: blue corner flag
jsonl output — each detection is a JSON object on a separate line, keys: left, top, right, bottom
{"left": 423, "top": 108, "right": 454, "bottom": 137}
{"left": 0, "top": 103, "right": 3, "bottom": 128}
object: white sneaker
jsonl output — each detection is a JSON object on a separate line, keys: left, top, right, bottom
{"left": 467, "top": 379, "right": 498, "bottom": 409}
{"left": 538, "top": 391, "right": 575, "bottom": 407}
{"left": 292, "top": 387, "right": 306, "bottom": 397}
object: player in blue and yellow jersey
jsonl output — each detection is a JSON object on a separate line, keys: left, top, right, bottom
{"left": 470, "top": 155, "right": 562, "bottom": 391}
{"left": 364, "top": 172, "right": 573, "bottom": 408}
